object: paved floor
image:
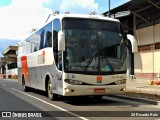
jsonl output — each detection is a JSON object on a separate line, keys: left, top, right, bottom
{"left": 1, "top": 79, "right": 160, "bottom": 120}
{"left": 126, "top": 79, "right": 160, "bottom": 95}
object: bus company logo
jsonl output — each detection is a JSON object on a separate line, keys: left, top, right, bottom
{"left": 38, "top": 51, "right": 45, "bottom": 64}
{"left": 96, "top": 76, "right": 102, "bottom": 83}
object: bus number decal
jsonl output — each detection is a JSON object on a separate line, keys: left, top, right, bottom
{"left": 38, "top": 51, "right": 45, "bottom": 64}
{"left": 96, "top": 76, "right": 102, "bottom": 83}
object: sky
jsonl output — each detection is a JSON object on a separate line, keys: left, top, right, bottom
{"left": 0, "top": 0, "right": 129, "bottom": 42}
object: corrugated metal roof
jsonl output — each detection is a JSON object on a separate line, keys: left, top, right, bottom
{"left": 103, "top": 0, "right": 160, "bottom": 16}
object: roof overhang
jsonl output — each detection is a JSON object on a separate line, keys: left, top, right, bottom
{"left": 0, "top": 58, "right": 6, "bottom": 67}
{"left": 2, "top": 45, "right": 18, "bottom": 57}
{"left": 103, "top": 0, "right": 160, "bottom": 30}
{"left": 103, "top": 0, "right": 160, "bottom": 16}
{"left": 0, "top": 57, "right": 17, "bottom": 63}
{"left": 102, "top": 0, "right": 160, "bottom": 17}
{"left": 2, "top": 45, "right": 18, "bottom": 63}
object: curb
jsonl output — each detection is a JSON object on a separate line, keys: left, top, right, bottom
{"left": 110, "top": 95, "right": 160, "bottom": 105}
{"left": 0, "top": 78, "right": 18, "bottom": 81}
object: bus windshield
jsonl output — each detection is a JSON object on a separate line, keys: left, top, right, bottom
{"left": 63, "top": 18, "right": 127, "bottom": 74}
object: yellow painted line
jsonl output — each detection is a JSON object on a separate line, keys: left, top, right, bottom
{"left": 11, "top": 88, "right": 89, "bottom": 120}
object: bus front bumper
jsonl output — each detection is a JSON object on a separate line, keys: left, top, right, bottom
{"left": 63, "top": 84, "right": 126, "bottom": 96}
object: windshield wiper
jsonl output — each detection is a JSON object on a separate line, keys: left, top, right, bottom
{"left": 83, "top": 50, "right": 97, "bottom": 71}
{"left": 83, "top": 49, "right": 114, "bottom": 72}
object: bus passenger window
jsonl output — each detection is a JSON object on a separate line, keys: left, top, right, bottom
{"left": 44, "top": 22, "right": 52, "bottom": 48}
{"left": 44, "top": 31, "right": 52, "bottom": 47}
{"left": 39, "top": 30, "right": 45, "bottom": 50}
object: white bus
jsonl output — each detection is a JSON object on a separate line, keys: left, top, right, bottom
{"left": 17, "top": 14, "right": 137, "bottom": 100}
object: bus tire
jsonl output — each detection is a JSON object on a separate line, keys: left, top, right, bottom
{"left": 47, "top": 79, "right": 58, "bottom": 101}
{"left": 22, "top": 76, "right": 29, "bottom": 92}
{"left": 92, "top": 95, "right": 103, "bottom": 100}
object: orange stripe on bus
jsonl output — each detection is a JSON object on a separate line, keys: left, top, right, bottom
{"left": 21, "top": 56, "right": 31, "bottom": 86}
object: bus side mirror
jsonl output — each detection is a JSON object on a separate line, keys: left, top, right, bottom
{"left": 58, "top": 31, "right": 65, "bottom": 51}
{"left": 127, "top": 34, "right": 138, "bottom": 53}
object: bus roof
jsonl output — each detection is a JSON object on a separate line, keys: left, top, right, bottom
{"left": 49, "top": 14, "right": 120, "bottom": 23}
{"left": 18, "top": 14, "right": 120, "bottom": 45}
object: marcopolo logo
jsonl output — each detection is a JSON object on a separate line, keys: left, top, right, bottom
{"left": 96, "top": 76, "right": 102, "bottom": 83}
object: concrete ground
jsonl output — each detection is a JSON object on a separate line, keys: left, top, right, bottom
{"left": 126, "top": 79, "right": 160, "bottom": 95}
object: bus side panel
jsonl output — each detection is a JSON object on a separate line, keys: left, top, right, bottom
{"left": 18, "top": 47, "right": 63, "bottom": 95}
{"left": 53, "top": 66, "right": 63, "bottom": 95}
{"left": 17, "top": 57, "right": 30, "bottom": 87}
{"left": 18, "top": 68, "right": 22, "bottom": 84}
{"left": 28, "top": 67, "right": 36, "bottom": 88}
{"left": 41, "top": 65, "right": 54, "bottom": 91}
{"left": 40, "top": 65, "right": 63, "bottom": 95}
{"left": 18, "top": 67, "right": 31, "bottom": 88}
{"left": 35, "top": 66, "right": 42, "bottom": 90}
{"left": 17, "top": 57, "right": 22, "bottom": 85}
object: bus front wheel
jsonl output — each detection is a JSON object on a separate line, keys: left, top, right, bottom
{"left": 47, "top": 79, "right": 58, "bottom": 101}
{"left": 92, "top": 95, "right": 103, "bottom": 100}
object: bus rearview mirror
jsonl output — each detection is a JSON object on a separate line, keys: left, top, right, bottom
{"left": 127, "top": 34, "right": 138, "bottom": 53}
{"left": 58, "top": 31, "right": 65, "bottom": 51}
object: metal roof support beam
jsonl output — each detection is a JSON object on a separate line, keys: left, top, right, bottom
{"left": 135, "top": 1, "right": 160, "bottom": 13}
{"left": 129, "top": 10, "right": 150, "bottom": 24}
{"left": 136, "top": 2, "right": 160, "bottom": 13}
{"left": 147, "top": 0, "right": 160, "bottom": 10}
{"left": 121, "top": 23, "right": 133, "bottom": 31}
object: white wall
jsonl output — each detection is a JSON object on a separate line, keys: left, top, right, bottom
{"left": 6, "top": 68, "right": 18, "bottom": 75}
{"left": 136, "top": 26, "right": 154, "bottom": 46}
{"left": 134, "top": 23, "right": 160, "bottom": 79}
{"left": 5, "top": 64, "right": 18, "bottom": 75}
{"left": 155, "top": 24, "right": 160, "bottom": 43}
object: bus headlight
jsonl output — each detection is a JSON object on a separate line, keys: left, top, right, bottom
{"left": 65, "top": 79, "right": 83, "bottom": 85}
{"left": 115, "top": 79, "right": 126, "bottom": 85}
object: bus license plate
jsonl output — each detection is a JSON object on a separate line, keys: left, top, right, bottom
{"left": 94, "top": 88, "right": 105, "bottom": 93}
